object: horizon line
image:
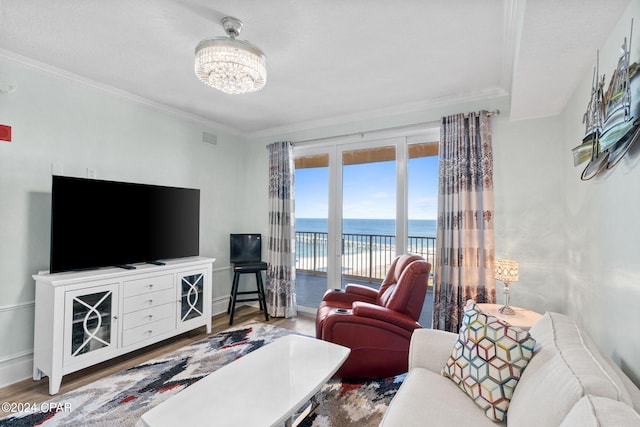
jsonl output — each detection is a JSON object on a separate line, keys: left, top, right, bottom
{"left": 296, "top": 217, "right": 438, "bottom": 221}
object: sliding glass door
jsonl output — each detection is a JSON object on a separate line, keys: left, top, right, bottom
{"left": 407, "top": 142, "right": 439, "bottom": 286}
{"left": 340, "top": 142, "right": 397, "bottom": 289}
{"left": 294, "top": 152, "right": 330, "bottom": 310}
{"left": 294, "top": 130, "right": 439, "bottom": 312}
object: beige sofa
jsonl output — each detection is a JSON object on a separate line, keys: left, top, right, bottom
{"left": 381, "top": 312, "right": 640, "bottom": 426}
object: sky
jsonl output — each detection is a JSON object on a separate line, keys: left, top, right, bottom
{"left": 295, "top": 155, "right": 439, "bottom": 220}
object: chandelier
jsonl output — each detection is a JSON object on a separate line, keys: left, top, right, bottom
{"left": 194, "top": 17, "right": 266, "bottom": 94}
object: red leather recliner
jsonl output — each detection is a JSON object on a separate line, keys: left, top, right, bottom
{"left": 315, "top": 254, "right": 431, "bottom": 379}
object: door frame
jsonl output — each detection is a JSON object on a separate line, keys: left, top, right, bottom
{"left": 293, "top": 124, "right": 439, "bottom": 305}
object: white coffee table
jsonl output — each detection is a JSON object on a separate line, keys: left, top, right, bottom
{"left": 141, "top": 334, "right": 350, "bottom": 427}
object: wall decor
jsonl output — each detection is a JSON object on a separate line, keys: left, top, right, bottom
{"left": 573, "top": 20, "right": 640, "bottom": 180}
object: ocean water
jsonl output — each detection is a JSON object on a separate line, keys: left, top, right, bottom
{"left": 295, "top": 218, "right": 437, "bottom": 238}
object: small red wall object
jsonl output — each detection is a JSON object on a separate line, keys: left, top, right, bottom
{"left": 0, "top": 124, "right": 11, "bottom": 142}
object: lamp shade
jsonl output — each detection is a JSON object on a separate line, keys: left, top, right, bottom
{"left": 495, "top": 259, "right": 519, "bottom": 282}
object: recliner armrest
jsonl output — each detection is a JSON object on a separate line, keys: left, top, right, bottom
{"left": 321, "top": 285, "right": 378, "bottom": 305}
{"left": 344, "top": 284, "right": 378, "bottom": 303}
{"left": 408, "top": 328, "right": 458, "bottom": 373}
{"left": 321, "top": 289, "right": 364, "bottom": 305}
{"left": 352, "top": 301, "right": 420, "bottom": 331}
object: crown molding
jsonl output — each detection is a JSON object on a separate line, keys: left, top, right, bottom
{"left": 0, "top": 49, "right": 244, "bottom": 138}
{"left": 0, "top": 47, "right": 511, "bottom": 142}
{"left": 248, "top": 87, "right": 509, "bottom": 141}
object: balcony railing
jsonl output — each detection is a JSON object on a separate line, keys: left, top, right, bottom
{"left": 295, "top": 231, "right": 436, "bottom": 283}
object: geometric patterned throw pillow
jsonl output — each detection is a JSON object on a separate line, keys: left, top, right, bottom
{"left": 441, "top": 300, "right": 537, "bottom": 422}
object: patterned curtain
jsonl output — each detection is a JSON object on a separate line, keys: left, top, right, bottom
{"left": 432, "top": 111, "right": 496, "bottom": 332}
{"left": 266, "top": 141, "right": 297, "bottom": 318}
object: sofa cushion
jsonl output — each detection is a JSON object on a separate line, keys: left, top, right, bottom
{"left": 380, "top": 367, "right": 501, "bottom": 427}
{"left": 441, "top": 300, "right": 536, "bottom": 422}
{"left": 408, "top": 329, "right": 459, "bottom": 373}
{"left": 559, "top": 395, "right": 640, "bottom": 427}
{"left": 507, "top": 312, "right": 636, "bottom": 427}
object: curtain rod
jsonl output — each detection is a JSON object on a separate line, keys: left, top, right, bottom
{"left": 291, "top": 109, "right": 500, "bottom": 146}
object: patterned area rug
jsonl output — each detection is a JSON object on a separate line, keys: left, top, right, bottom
{"left": 299, "top": 374, "right": 405, "bottom": 427}
{"left": 0, "top": 323, "right": 404, "bottom": 426}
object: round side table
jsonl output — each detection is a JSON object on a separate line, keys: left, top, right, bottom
{"left": 477, "top": 303, "right": 542, "bottom": 330}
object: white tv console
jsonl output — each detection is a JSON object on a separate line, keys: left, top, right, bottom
{"left": 32, "top": 256, "right": 215, "bottom": 395}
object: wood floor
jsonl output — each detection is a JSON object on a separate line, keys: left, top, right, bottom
{"left": 0, "top": 306, "right": 316, "bottom": 418}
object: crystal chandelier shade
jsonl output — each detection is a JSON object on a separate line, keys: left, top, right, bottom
{"left": 194, "top": 17, "right": 266, "bottom": 94}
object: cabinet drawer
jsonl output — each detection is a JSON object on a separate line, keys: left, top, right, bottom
{"left": 123, "top": 289, "right": 174, "bottom": 314}
{"left": 123, "top": 274, "right": 173, "bottom": 298}
{"left": 122, "top": 316, "right": 174, "bottom": 347}
{"left": 122, "top": 303, "right": 174, "bottom": 331}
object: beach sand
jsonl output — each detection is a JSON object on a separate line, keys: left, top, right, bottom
{"left": 296, "top": 247, "right": 435, "bottom": 282}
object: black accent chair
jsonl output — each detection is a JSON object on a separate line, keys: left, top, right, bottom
{"left": 228, "top": 234, "right": 269, "bottom": 325}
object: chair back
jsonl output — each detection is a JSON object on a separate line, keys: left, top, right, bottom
{"left": 376, "top": 254, "right": 430, "bottom": 321}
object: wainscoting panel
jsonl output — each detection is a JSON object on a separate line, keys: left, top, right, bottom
{"left": 0, "top": 301, "right": 35, "bottom": 388}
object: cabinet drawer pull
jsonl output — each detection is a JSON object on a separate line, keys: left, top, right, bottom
{"left": 147, "top": 299, "right": 153, "bottom": 304}
{"left": 148, "top": 284, "right": 154, "bottom": 289}
{"left": 147, "top": 315, "right": 153, "bottom": 320}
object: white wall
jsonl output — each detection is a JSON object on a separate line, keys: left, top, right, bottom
{"left": 561, "top": 0, "right": 640, "bottom": 385}
{"left": 492, "top": 115, "right": 567, "bottom": 316}
{"left": 0, "top": 56, "right": 246, "bottom": 385}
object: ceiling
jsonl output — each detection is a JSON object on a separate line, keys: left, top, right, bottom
{"left": 0, "top": 0, "right": 631, "bottom": 137}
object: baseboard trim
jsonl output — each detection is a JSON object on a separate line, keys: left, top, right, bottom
{"left": 0, "top": 348, "right": 32, "bottom": 364}
{"left": 0, "top": 301, "right": 36, "bottom": 388}
{"left": 0, "top": 353, "right": 33, "bottom": 388}
{"left": 297, "top": 305, "right": 317, "bottom": 316}
{"left": 212, "top": 295, "right": 229, "bottom": 316}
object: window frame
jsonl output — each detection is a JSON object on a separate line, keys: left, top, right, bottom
{"left": 293, "top": 125, "right": 439, "bottom": 299}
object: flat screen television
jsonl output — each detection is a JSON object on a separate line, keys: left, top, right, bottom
{"left": 50, "top": 175, "right": 200, "bottom": 273}
{"left": 230, "top": 234, "right": 262, "bottom": 264}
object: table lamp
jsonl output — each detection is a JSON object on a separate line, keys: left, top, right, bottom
{"left": 495, "top": 259, "right": 519, "bottom": 315}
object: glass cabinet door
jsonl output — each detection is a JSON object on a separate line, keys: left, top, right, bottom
{"left": 64, "top": 283, "right": 118, "bottom": 365}
{"left": 179, "top": 272, "right": 204, "bottom": 323}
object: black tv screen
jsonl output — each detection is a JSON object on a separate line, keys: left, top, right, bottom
{"left": 230, "top": 234, "right": 262, "bottom": 263}
{"left": 50, "top": 176, "right": 200, "bottom": 273}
